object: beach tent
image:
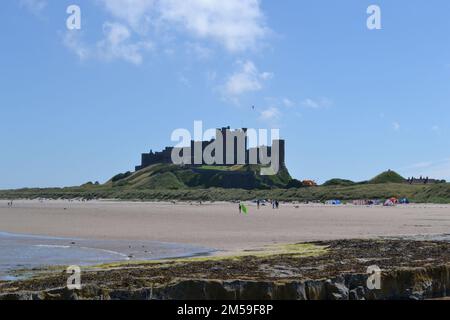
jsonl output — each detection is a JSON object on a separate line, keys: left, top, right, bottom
{"left": 389, "top": 197, "right": 398, "bottom": 204}
{"left": 400, "top": 198, "right": 410, "bottom": 204}
{"left": 326, "top": 200, "right": 342, "bottom": 205}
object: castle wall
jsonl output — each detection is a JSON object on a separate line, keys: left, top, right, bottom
{"left": 136, "top": 128, "right": 286, "bottom": 171}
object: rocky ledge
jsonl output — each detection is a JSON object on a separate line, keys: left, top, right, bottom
{"left": 0, "top": 240, "right": 449, "bottom": 300}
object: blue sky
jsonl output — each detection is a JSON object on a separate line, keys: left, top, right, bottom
{"left": 1, "top": 0, "right": 450, "bottom": 188}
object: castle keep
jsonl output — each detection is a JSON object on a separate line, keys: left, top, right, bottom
{"left": 136, "top": 127, "right": 285, "bottom": 171}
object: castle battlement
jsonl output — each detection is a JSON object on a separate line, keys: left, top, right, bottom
{"left": 135, "top": 126, "right": 285, "bottom": 171}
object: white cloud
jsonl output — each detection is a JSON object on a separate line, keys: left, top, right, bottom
{"left": 392, "top": 121, "right": 401, "bottom": 131}
{"left": 19, "top": 0, "right": 47, "bottom": 15}
{"left": 63, "top": 23, "right": 154, "bottom": 65}
{"left": 259, "top": 107, "right": 280, "bottom": 121}
{"left": 98, "top": 0, "right": 268, "bottom": 52}
{"left": 301, "top": 97, "right": 333, "bottom": 109}
{"left": 260, "top": 72, "right": 273, "bottom": 80}
{"left": 64, "top": 0, "right": 269, "bottom": 65}
{"left": 159, "top": 0, "right": 268, "bottom": 52}
{"left": 185, "top": 42, "right": 213, "bottom": 59}
{"left": 63, "top": 32, "right": 90, "bottom": 61}
{"left": 98, "top": 0, "right": 157, "bottom": 31}
{"left": 97, "top": 22, "right": 154, "bottom": 65}
{"left": 223, "top": 60, "right": 273, "bottom": 99}
{"left": 258, "top": 106, "right": 282, "bottom": 128}
{"left": 282, "top": 98, "right": 294, "bottom": 107}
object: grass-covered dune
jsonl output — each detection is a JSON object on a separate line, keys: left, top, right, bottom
{"left": 369, "top": 170, "right": 406, "bottom": 184}
{"left": 1, "top": 166, "right": 449, "bottom": 203}
{"left": 1, "top": 182, "right": 449, "bottom": 204}
{"left": 107, "top": 163, "right": 292, "bottom": 190}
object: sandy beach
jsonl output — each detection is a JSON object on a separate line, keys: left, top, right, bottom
{"left": 1, "top": 200, "right": 449, "bottom": 252}
{"left": 1, "top": 200, "right": 450, "bottom": 299}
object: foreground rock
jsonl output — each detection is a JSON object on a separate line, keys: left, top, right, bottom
{"left": 1, "top": 240, "right": 449, "bottom": 300}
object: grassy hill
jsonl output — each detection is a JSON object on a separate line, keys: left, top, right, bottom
{"left": 322, "top": 179, "right": 356, "bottom": 187}
{"left": 104, "top": 163, "right": 292, "bottom": 190}
{"left": 370, "top": 170, "right": 406, "bottom": 184}
{"left": 1, "top": 166, "right": 449, "bottom": 203}
{"left": 1, "top": 182, "right": 449, "bottom": 204}
{"left": 321, "top": 170, "right": 407, "bottom": 187}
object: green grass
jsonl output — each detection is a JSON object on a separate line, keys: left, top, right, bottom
{"left": 88, "top": 243, "right": 329, "bottom": 270}
{"left": 1, "top": 182, "right": 449, "bottom": 203}
{"left": 2, "top": 164, "right": 448, "bottom": 203}
{"left": 370, "top": 170, "right": 406, "bottom": 184}
{"left": 323, "top": 178, "right": 356, "bottom": 187}
{"left": 198, "top": 165, "right": 244, "bottom": 171}
{"left": 104, "top": 164, "right": 293, "bottom": 190}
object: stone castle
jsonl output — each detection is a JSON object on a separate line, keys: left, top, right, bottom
{"left": 136, "top": 126, "right": 285, "bottom": 171}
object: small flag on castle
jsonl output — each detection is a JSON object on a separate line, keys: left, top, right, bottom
{"left": 241, "top": 203, "right": 248, "bottom": 215}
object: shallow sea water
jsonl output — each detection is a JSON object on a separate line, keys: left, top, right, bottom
{"left": 0, "top": 231, "right": 214, "bottom": 281}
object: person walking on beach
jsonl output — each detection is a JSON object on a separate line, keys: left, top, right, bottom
{"left": 238, "top": 203, "right": 242, "bottom": 214}
{"left": 257, "top": 200, "right": 260, "bottom": 210}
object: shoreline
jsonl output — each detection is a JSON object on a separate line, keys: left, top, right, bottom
{"left": 0, "top": 231, "right": 215, "bottom": 281}
{"left": 1, "top": 239, "right": 449, "bottom": 300}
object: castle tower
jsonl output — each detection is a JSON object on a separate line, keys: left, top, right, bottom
{"left": 276, "top": 139, "right": 285, "bottom": 166}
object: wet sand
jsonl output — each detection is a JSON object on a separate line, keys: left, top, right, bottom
{"left": 1, "top": 200, "right": 449, "bottom": 252}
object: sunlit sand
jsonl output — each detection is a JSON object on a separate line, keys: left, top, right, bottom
{"left": 1, "top": 200, "right": 449, "bottom": 252}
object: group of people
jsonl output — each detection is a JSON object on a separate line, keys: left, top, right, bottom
{"left": 238, "top": 199, "right": 281, "bottom": 213}
{"left": 254, "top": 199, "right": 280, "bottom": 209}
{"left": 271, "top": 200, "right": 280, "bottom": 209}
{"left": 7, "top": 200, "right": 13, "bottom": 208}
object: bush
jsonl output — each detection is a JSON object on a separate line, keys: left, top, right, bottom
{"left": 112, "top": 171, "right": 132, "bottom": 182}
{"left": 323, "top": 179, "right": 356, "bottom": 187}
{"left": 286, "top": 179, "right": 303, "bottom": 189}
